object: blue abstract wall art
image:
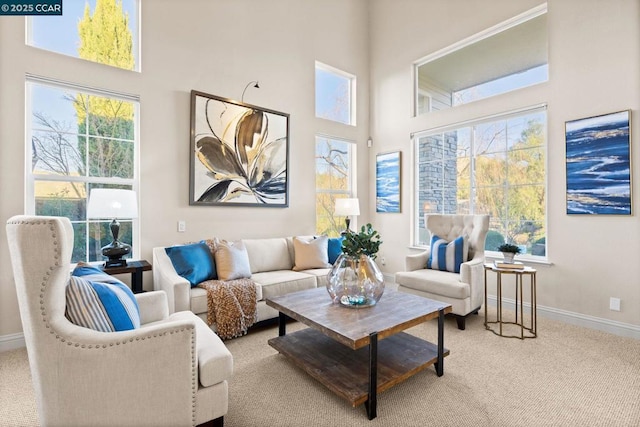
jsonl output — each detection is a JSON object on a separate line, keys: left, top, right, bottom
{"left": 376, "top": 151, "right": 401, "bottom": 213}
{"left": 565, "top": 110, "right": 631, "bottom": 215}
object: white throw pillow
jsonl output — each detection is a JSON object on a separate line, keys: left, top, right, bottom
{"left": 214, "top": 239, "right": 252, "bottom": 280}
{"left": 292, "top": 236, "right": 331, "bottom": 271}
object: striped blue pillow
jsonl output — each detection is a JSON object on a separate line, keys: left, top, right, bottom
{"left": 65, "top": 264, "right": 140, "bottom": 332}
{"left": 427, "top": 234, "right": 469, "bottom": 273}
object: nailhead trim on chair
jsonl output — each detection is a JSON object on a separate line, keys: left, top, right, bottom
{"left": 9, "top": 218, "right": 200, "bottom": 426}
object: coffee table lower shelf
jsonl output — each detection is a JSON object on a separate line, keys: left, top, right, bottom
{"left": 268, "top": 327, "right": 449, "bottom": 408}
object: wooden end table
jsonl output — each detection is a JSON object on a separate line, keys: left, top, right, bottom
{"left": 266, "top": 287, "right": 451, "bottom": 420}
{"left": 101, "top": 260, "right": 152, "bottom": 294}
{"left": 484, "top": 263, "right": 537, "bottom": 339}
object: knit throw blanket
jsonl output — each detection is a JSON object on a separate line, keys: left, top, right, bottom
{"left": 197, "top": 278, "right": 257, "bottom": 340}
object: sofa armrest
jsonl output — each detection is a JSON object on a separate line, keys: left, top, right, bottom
{"left": 152, "top": 246, "right": 191, "bottom": 314}
{"left": 405, "top": 250, "right": 430, "bottom": 271}
{"left": 135, "top": 290, "right": 169, "bottom": 325}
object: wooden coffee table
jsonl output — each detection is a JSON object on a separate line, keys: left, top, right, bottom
{"left": 266, "top": 287, "right": 451, "bottom": 420}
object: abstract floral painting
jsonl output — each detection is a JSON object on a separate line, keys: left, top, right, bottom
{"left": 376, "top": 151, "right": 401, "bottom": 213}
{"left": 565, "top": 110, "right": 631, "bottom": 215}
{"left": 190, "top": 90, "right": 289, "bottom": 206}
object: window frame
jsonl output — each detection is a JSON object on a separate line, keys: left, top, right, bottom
{"left": 315, "top": 61, "right": 357, "bottom": 126}
{"left": 25, "top": 76, "right": 140, "bottom": 263}
{"left": 315, "top": 135, "right": 357, "bottom": 236}
{"left": 411, "top": 104, "right": 548, "bottom": 261}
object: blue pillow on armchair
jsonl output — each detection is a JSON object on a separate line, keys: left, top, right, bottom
{"left": 327, "top": 236, "right": 344, "bottom": 264}
{"left": 426, "top": 234, "right": 468, "bottom": 273}
{"left": 165, "top": 242, "right": 217, "bottom": 287}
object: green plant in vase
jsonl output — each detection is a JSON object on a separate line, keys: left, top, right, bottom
{"left": 497, "top": 243, "right": 521, "bottom": 264}
{"left": 327, "top": 223, "right": 385, "bottom": 307}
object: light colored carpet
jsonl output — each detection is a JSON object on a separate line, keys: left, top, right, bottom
{"left": 2, "top": 309, "right": 640, "bottom": 426}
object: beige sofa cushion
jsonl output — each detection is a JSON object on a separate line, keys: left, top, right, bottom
{"left": 292, "top": 236, "right": 331, "bottom": 271}
{"left": 395, "top": 269, "right": 470, "bottom": 299}
{"left": 215, "top": 240, "right": 252, "bottom": 280}
{"left": 251, "top": 270, "right": 317, "bottom": 300}
{"left": 299, "top": 268, "right": 331, "bottom": 287}
{"left": 243, "top": 238, "right": 293, "bottom": 273}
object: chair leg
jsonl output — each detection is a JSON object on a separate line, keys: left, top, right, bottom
{"left": 456, "top": 315, "right": 466, "bottom": 330}
{"left": 198, "top": 416, "right": 223, "bottom": 427}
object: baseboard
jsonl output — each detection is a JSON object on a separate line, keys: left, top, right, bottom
{"left": 0, "top": 332, "right": 25, "bottom": 352}
{"left": 486, "top": 296, "right": 640, "bottom": 340}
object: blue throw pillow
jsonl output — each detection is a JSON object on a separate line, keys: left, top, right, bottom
{"left": 427, "top": 234, "right": 468, "bottom": 273}
{"left": 327, "top": 236, "right": 344, "bottom": 264}
{"left": 165, "top": 242, "right": 216, "bottom": 287}
{"left": 66, "top": 263, "right": 141, "bottom": 332}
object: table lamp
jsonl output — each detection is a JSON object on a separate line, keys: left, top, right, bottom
{"left": 87, "top": 189, "right": 138, "bottom": 268}
{"left": 335, "top": 198, "right": 360, "bottom": 234}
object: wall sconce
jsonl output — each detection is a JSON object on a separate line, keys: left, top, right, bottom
{"left": 241, "top": 80, "right": 260, "bottom": 102}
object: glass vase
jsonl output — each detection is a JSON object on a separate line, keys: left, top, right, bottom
{"left": 326, "top": 254, "right": 385, "bottom": 308}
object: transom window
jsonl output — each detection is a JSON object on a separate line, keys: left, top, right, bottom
{"left": 27, "top": 0, "right": 140, "bottom": 72}
{"left": 315, "top": 136, "right": 356, "bottom": 236}
{"left": 315, "top": 61, "right": 356, "bottom": 125}
{"left": 27, "top": 78, "right": 139, "bottom": 263}
{"left": 414, "top": 107, "right": 547, "bottom": 258}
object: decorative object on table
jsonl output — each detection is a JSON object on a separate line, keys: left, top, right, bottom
{"left": 565, "top": 110, "right": 631, "bottom": 215}
{"left": 497, "top": 243, "right": 520, "bottom": 264}
{"left": 240, "top": 80, "right": 260, "bottom": 102}
{"left": 493, "top": 260, "right": 525, "bottom": 270}
{"left": 326, "top": 223, "right": 384, "bottom": 307}
{"left": 190, "top": 90, "right": 289, "bottom": 207}
{"left": 334, "top": 198, "right": 360, "bottom": 234}
{"left": 376, "top": 151, "right": 402, "bottom": 213}
{"left": 87, "top": 188, "right": 138, "bottom": 268}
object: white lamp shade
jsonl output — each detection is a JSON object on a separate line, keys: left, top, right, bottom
{"left": 87, "top": 189, "right": 138, "bottom": 219}
{"left": 334, "top": 198, "right": 360, "bottom": 216}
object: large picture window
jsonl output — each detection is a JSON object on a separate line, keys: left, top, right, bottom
{"left": 27, "top": 79, "right": 139, "bottom": 263}
{"left": 315, "top": 136, "right": 356, "bottom": 236}
{"left": 414, "top": 107, "right": 547, "bottom": 258}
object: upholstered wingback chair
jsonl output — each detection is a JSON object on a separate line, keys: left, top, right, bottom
{"left": 6, "top": 216, "right": 232, "bottom": 427}
{"left": 395, "top": 214, "right": 489, "bottom": 330}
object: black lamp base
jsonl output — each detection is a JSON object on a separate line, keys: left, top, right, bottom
{"left": 102, "top": 241, "right": 131, "bottom": 268}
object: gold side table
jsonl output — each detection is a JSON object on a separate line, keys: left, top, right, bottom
{"left": 484, "top": 263, "right": 537, "bottom": 339}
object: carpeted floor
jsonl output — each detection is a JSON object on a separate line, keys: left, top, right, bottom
{"left": 2, "top": 309, "right": 640, "bottom": 426}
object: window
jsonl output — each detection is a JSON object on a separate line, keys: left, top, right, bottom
{"left": 315, "top": 61, "right": 356, "bottom": 125}
{"left": 27, "top": 0, "right": 140, "bottom": 71}
{"left": 414, "top": 107, "right": 546, "bottom": 258}
{"left": 27, "top": 78, "right": 139, "bottom": 263}
{"left": 315, "top": 136, "right": 355, "bottom": 236}
{"left": 415, "top": 4, "right": 547, "bottom": 115}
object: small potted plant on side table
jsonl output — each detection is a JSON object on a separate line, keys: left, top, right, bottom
{"left": 497, "top": 243, "right": 521, "bottom": 264}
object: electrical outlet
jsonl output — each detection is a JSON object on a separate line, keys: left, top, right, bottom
{"left": 609, "top": 297, "right": 621, "bottom": 311}
{"left": 178, "top": 220, "right": 186, "bottom": 232}
{"left": 381, "top": 257, "right": 386, "bottom": 266}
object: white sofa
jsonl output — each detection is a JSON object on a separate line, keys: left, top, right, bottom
{"left": 153, "top": 237, "right": 332, "bottom": 328}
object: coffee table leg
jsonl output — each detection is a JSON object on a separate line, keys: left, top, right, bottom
{"left": 435, "top": 308, "right": 445, "bottom": 377}
{"left": 365, "top": 331, "right": 378, "bottom": 420}
{"left": 278, "top": 312, "right": 287, "bottom": 336}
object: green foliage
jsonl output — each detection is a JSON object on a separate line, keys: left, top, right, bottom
{"left": 342, "top": 224, "right": 382, "bottom": 259}
{"left": 497, "top": 243, "right": 521, "bottom": 254}
{"left": 485, "top": 230, "right": 505, "bottom": 251}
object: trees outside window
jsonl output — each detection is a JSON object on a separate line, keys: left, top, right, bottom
{"left": 315, "top": 136, "right": 355, "bottom": 236}
{"left": 414, "top": 108, "right": 546, "bottom": 258}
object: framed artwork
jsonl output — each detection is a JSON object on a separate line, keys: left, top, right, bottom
{"left": 190, "top": 90, "right": 290, "bottom": 207}
{"left": 376, "top": 151, "right": 401, "bottom": 213}
{"left": 565, "top": 110, "right": 631, "bottom": 215}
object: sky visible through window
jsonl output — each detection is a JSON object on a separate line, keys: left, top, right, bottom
{"left": 29, "top": 0, "right": 138, "bottom": 68}
{"left": 315, "top": 66, "right": 351, "bottom": 125}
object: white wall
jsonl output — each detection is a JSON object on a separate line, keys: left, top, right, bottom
{"left": 369, "top": 0, "right": 640, "bottom": 329}
{"left": 0, "top": 0, "right": 371, "bottom": 338}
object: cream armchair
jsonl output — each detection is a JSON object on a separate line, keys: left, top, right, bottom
{"left": 6, "top": 216, "right": 232, "bottom": 427}
{"left": 395, "top": 214, "right": 489, "bottom": 330}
